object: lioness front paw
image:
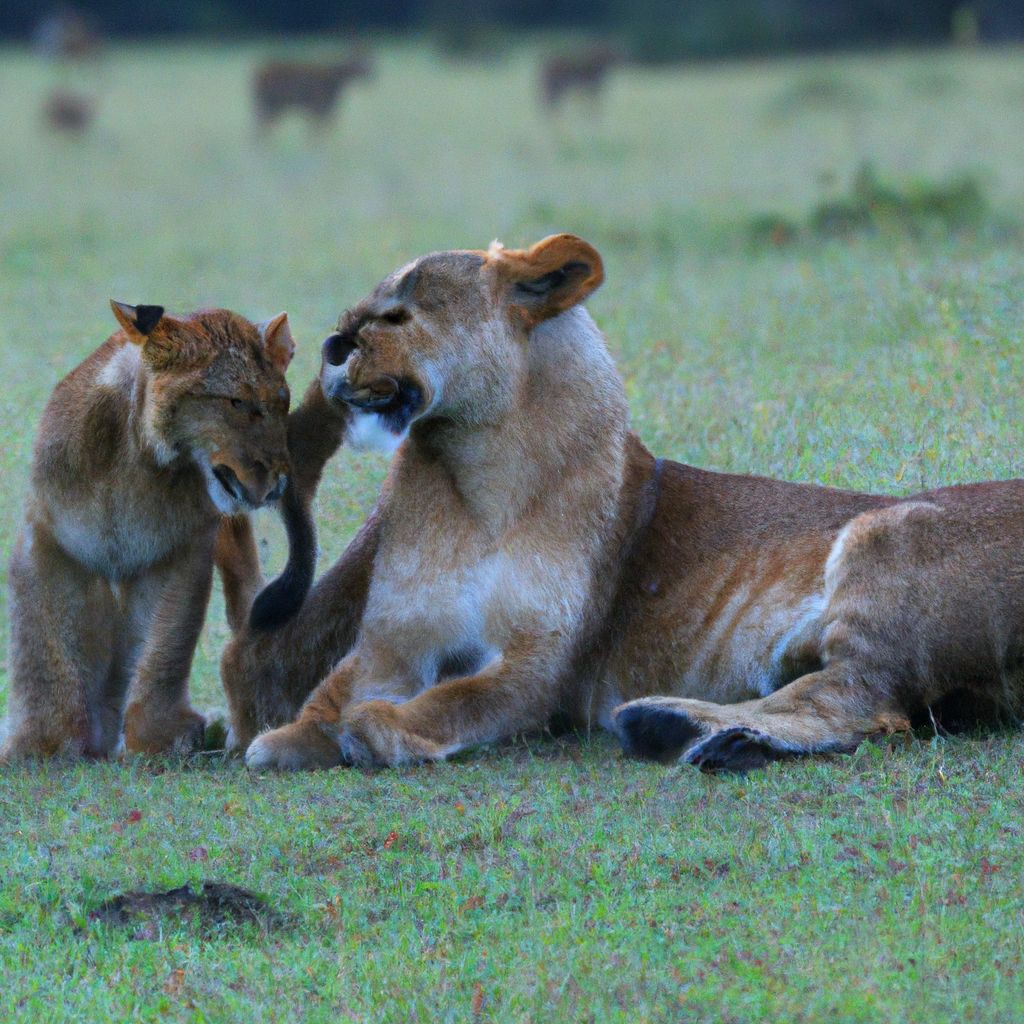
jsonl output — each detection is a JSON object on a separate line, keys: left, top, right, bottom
{"left": 339, "top": 701, "right": 448, "bottom": 768}
{"left": 124, "top": 702, "right": 206, "bottom": 755}
{"left": 245, "top": 720, "right": 344, "bottom": 771}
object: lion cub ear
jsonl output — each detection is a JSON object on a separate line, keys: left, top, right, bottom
{"left": 258, "top": 312, "right": 296, "bottom": 373}
{"left": 110, "top": 300, "right": 166, "bottom": 341}
{"left": 490, "top": 233, "right": 604, "bottom": 327}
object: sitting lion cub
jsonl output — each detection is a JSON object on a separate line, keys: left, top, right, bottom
{"left": 1, "top": 301, "right": 294, "bottom": 759}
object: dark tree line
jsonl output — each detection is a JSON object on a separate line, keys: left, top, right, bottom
{"left": 4, "top": 1, "right": 1024, "bottom": 54}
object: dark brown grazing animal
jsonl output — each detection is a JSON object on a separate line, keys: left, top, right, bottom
{"left": 42, "top": 90, "right": 94, "bottom": 134}
{"left": 218, "top": 233, "right": 1024, "bottom": 775}
{"left": 540, "top": 46, "right": 620, "bottom": 111}
{"left": 253, "top": 54, "right": 374, "bottom": 132}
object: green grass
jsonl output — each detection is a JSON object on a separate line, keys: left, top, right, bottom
{"left": 2, "top": 39, "right": 1024, "bottom": 1022}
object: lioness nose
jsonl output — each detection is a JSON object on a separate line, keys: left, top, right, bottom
{"left": 323, "top": 332, "right": 356, "bottom": 366}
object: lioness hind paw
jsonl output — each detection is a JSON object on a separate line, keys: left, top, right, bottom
{"left": 684, "top": 727, "right": 796, "bottom": 774}
{"left": 338, "top": 728, "right": 377, "bottom": 768}
{"left": 614, "top": 701, "right": 704, "bottom": 764}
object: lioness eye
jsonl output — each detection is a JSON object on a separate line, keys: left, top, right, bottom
{"left": 380, "top": 309, "right": 409, "bottom": 325}
{"left": 230, "top": 398, "right": 244, "bottom": 409}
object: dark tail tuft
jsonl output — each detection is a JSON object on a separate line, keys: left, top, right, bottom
{"left": 249, "top": 482, "right": 316, "bottom": 631}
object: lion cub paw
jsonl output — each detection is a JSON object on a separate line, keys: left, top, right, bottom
{"left": 245, "top": 720, "right": 344, "bottom": 771}
{"left": 124, "top": 702, "right": 206, "bottom": 755}
{"left": 339, "top": 701, "right": 449, "bottom": 768}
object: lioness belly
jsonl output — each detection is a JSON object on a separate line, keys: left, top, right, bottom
{"left": 603, "top": 539, "right": 833, "bottom": 712}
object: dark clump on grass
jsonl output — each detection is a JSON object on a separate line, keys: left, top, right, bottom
{"left": 747, "top": 213, "right": 800, "bottom": 249}
{"left": 84, "top": 882, "right": 286, "bottom": 939}
{"left": 749, "top": 163, "right": 999, "bottom": 250}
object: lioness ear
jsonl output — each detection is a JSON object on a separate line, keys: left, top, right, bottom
{"left": 259, "top": 312, "right": 296, "bottom": 373}
{"left": 110, "top": 300, "right": 165, "bottom": 341}
{"left": 491, "top": 233, "right": 604, "bottom": 326}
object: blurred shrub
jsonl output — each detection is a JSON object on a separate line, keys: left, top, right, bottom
{"left": 750, "top": 163, "right": 994, "bottom": 249}
{"left": 812, "top": 163, "right": 987, "bottom": 236}
{"left": 747, "top": 214, "right": 801, "bottom": 249}
{"left": 427, "top": 0, "right": 508, "bottom": 59}
{"left": 766, "top": 71, "right": 875, "bottom": 120}
{"left": 904, "top": 67, "right": 961, "bottom": 96}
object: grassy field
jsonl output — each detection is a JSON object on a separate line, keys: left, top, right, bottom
{"left": 2, "top": 38, "right": 1024, "bottom": 1022}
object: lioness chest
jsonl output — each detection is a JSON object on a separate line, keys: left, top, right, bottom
{"left": 360, "top": 483, "right": 592, "bottom": 686}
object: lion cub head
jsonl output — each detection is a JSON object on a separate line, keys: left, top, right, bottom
{"left": 319, "top": 233, "right": 604, "bottom": 450}
{"left": 110, "top": 301, "right": 294, "bottom": 513}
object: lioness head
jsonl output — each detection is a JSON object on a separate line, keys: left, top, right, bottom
{"left": 110, "top": 301, "right": 294, "bottom": 513}
{"left": 319, "top": 233, "right": 604, "bottom": 450}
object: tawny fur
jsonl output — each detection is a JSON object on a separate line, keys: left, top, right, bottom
{"left": 1, "top": 303, "right": 294, "bottom": 760}
{"left": 223, "top": 234, "right": 1024, "bottom": 773}
{"left": 252, "top": 54, "right": 374, "bottom": 132}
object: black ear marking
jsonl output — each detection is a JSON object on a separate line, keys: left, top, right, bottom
{"left": 515, "top": 261, "right": 589, "bottom": 299}
{"left": 134, "top": 305, "right": 165, "bottom": 335}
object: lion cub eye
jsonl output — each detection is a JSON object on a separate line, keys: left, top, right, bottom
{"left": 230, "top": 398, "right": 244, "bottom": 409}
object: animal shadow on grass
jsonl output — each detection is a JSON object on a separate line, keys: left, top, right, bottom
{"left": 84, "top": 882, "right": 289, "bottom": 940}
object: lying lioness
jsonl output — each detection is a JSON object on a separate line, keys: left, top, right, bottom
{"left": 2, "top": 302, "right": 294, "bottom": 759}
{"left": 224, "top": 234, "right": 1024, "bottom": 772}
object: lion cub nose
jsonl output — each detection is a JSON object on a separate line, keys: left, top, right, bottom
{"left": 213, "top": 464, "right": 287, "bottom": 507}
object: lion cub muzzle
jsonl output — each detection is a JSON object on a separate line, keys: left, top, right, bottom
{"left": 211, "top": 460, "right": 287, "bottom": 509}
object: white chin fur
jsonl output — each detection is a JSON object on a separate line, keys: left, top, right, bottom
{"left": 196, "top": 456, "right": 242, "bottom": 515}
{"left": 346, "top": 410, "right": 407, "bottom": 455}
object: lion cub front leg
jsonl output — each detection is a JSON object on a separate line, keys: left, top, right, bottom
{"left": 122, "top": 538, "right": 215, "bottom": 755}
{"left": 3, "top": 525, "right": 117, "bottom": 759}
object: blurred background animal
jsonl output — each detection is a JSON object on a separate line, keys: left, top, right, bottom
{"left": 540, "top": 45, "right": 621, "bottom": 113}
{"left": 41, "top": 88, "right": 94, "bottom": 134}
{"left": 253, "top": 52, "right": 374, "bottom": 133}
{"left": 33, "top": 5, "right": 103, "bottom": 62}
